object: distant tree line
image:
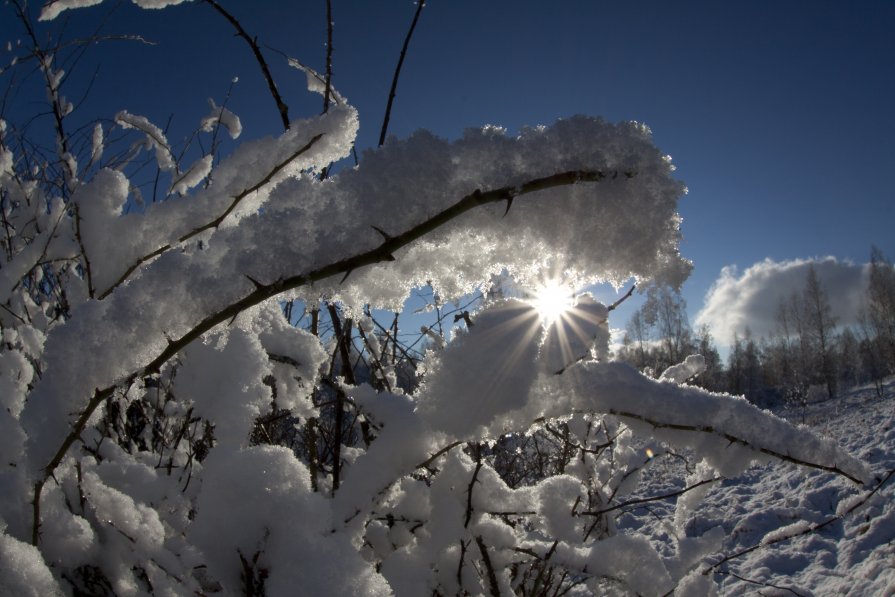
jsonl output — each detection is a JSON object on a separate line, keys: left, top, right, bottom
{"left": 615, "top": 247, "right": 895, "bottom": 408}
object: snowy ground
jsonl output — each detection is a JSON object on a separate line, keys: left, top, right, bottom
{"left": 620, "top": 380, "right": 895, "bottom": 596}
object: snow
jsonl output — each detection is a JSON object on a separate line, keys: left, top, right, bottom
{"left": 38, "top": 0, "right": 104, "bottom": 22}
{"left": 114, "top": 111, "right": 176, "bottom": 172}
{"left": 170, "top": 154, "right": 213, "bottom": 195}
{"left": 24, "top": 107, "right": 689, "bottom": 471}
{"left": 89, "top": 122, "right": 104, "bottom": 164}
{"left": 174, "top": 327, "right": 272, "bottom": 450}
{"left": 0, "top": 531, "right": 63, "bottom": 596}
{"left": 190, "top": 445, "right": 391, "bottom": 596}
{"left": 621, "top": 381, "right": 895, "bottom": 595}
{"left": 417, "top": 299, "right": 542, "bottom": 438}
{"left": 39, "top": 0, "right": 191, "bottom": 20}
{"left": 659, "top": 354, "right": 706, "bottom": 384}
{"left": 287, "top": 58, "right": 348, "bottom": 106}
{"left": 200, "top": 98, "right": 242, "bottom": 139}
{"left": 540, "top": 292, "right": 610, "bottom": 374}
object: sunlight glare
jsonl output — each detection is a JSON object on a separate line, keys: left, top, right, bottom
{"left": 532, "top": 281, "right": 574, "bottom": 324}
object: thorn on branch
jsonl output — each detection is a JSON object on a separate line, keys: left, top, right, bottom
{"left": 502, "top": 196, "right": 514, "bottom": 217}
{"left": 245, "top": 274, "right": 266, "bottom": 291}
{"left": 371, "top": 225, "right": 393, "bottom": 241}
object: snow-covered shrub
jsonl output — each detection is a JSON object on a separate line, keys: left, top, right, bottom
{"left": 0, "top": 3, "right": 881, "bottom": 595}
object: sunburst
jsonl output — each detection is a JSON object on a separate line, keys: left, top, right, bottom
{"left": 531, "top": 279, "right": 574, "bottom": 325}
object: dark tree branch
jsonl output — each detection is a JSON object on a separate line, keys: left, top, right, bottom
{"left": 327, "top": 304, "right": 355, "bottom": 494}
{"left": 72, "top": 203, "right": 95, "bottom": 298}
{"left": 323, "top": 0, "right": 334, "bottom": 113}
{"left": 718, "top": 571, "right": 807, "bottom": 597}
{"left": 580, "top": 477, "right": 720, "bottom": 517}
{"left": 416, "top": 440, "right": 464, "bottom": 472}
{"left": 378, "top": 0, "right": 425, "bottom": 146}
{"left": 475, "top": 535, "right": 501, "bottom": 597}
{"left": 202, "top": 0, "right": 290, "bottom": 131}
{"left": 465, "top": 443, "right": 483, "bottom": 528}
{"left": 607, "top": 284, "right": 635, "bottom": 311}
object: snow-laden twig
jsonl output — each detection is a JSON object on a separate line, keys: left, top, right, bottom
{"left": 607, "top": 408, "right": 868, "bottom": 484}
{"left": 96, "top": 133, "right": 324, "bottom": 299}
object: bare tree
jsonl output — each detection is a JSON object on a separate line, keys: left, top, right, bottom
{"left": 867, "top": 245, "right": 895, "bottom": 369}
{"left": 803, "top": 264, "right": 838, "bottom": 399}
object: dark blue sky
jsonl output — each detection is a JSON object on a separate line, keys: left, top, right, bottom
{"left": 2, "top": 0, "right": 893, "bottom": 333}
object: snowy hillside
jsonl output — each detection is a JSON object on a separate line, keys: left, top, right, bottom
{"left": 623, "top": 381, "right": 895, "bottom": 596}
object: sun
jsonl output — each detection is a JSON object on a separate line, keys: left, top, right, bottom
{"left": 531, "top": 280, "right": 574, "bottom": 324}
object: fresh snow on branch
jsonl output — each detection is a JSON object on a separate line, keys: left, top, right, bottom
{"left": 200, "top": 98, "right": 242, "bottom": 139}
{"left": 39, "top": 0, "right": 191, "bottom": 21}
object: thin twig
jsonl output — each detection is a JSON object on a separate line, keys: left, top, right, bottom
{"left": 378, "top": 0, "right": 426, "bottom": 146}
{"left": 475, "top": 535, "right": 501, "bottom": 597}
{"left": 580, "top": 477, "right": 720, "bottom": 517}
{"left": 323, "top": 0, "right": 334, "bottom": 113}
{"left": 202, "top": 0, "right": 290, "bottom": 131}
{"left": 607, "top": 284, "right": 635, "bottom": 311}
{"left": 465, "top": 444, "right": 483, "bottom": 528}
{"left": 97, "top": 133, "right": 324, "bottom": 299}
{"left": 719, "top": 570, "right": 807, "bottom": 597}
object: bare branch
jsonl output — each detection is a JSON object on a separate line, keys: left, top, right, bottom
{"left": 378, "top": 0, "right": 426, "bottom": 146}
{"left": 416, "top": 441, "right": 464, "bottom": 471}
{"left": 202, "top": 0, "right": 290, "bottom": 131}
{"left": 323, "top": 0, "right": 334, "bottom": 113}
{"left": 580, "top": 477, "right": 720, "bottom": 517}
{"left": 607, "top": 284, "right": 635, "bottom": 311}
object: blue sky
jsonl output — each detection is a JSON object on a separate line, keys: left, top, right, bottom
{"left": 2, "top": 0, "right": 893, "bottom": 345}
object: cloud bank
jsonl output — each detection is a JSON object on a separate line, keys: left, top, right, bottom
{"left": 695, "top": 257, "right": 869, "bottom": 346}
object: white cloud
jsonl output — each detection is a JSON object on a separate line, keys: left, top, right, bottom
{"left": 695, "top": 257, "right": 868, "bottom": 346}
